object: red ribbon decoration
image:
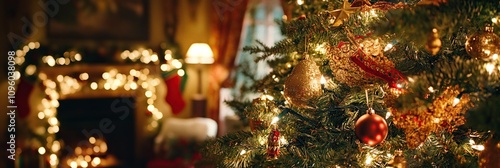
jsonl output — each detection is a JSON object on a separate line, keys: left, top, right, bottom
{"left": 350, "top": 49, "right": 406, "bottom": 89}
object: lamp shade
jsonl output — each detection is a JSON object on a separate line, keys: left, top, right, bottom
{"left": 185, "top": 43, "right": 214, "bottom": 64}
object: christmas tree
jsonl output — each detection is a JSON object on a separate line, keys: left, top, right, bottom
{"left": 202, "top": 0, "right": 500, "bottom": 167}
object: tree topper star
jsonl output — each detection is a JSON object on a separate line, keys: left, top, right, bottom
{"left": 330, "top": 0, "right": 361, "bottom": 26}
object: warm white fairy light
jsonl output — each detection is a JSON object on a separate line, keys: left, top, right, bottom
{"left": 385, "top": 111, "right": 391, "bottom": 119}
{"left": 74, "top": 53, "right": 82, "bottom": 61}
{"left": 484, "top": 63, "right": 495, "bottom": 75}
{"left": 472, "top": 144, "right": 485, "bottom": 151}
{"left": 25, "top": 65, "right": 37, "bottom": 75}
{"left": 384, "top": 43, "right": 394, "bottom": 51}
{"left": 261, "top": 94, "right": 274, "bottom": 101}
{"left": 365, "top": 154, "right": 373, "bottom": 165}
{"left": 80, "top": 161, "right": 88, "bottom": 168}
{"left": 297, "top": 0, "right": 304, "bottom": 5}
{"left": 91, "top": 157, "right": 101, "bottom": 167}
{"left": 452, "top": 97, "right": 461, "bottom": 106}
{"left": 161, "top": 64, "right": 169, "bottom": 71}
{"left": 177, "top": 69, "right": 185, "bottom": 76}
{"left": 271, "top": 117, "right": 280, "bottom": 124}
{"left": 38, "top": 147, "right": 46, "bottom": 155}
{"left": 70, "top": 161, "right": 77, "bottom": 168}
{"left": 52, "top": 141, "right": 60, "bottom": 152}
{"left": 428, "top": 86, "right": 435, "bottom": 93}
{"left": 240, "top": 149, "right": 247, "bottom": 155}
{"left": 79, "top": 73, "right": 89, "bottom": 80}
{"left": 493, "top": 17, "right": 498, "bottom": 24}
{"left": 469, "top": 139, "right": 475, "bottom": 145}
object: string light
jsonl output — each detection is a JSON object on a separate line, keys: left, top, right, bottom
{"left": 297, "top": 0, "right": 304, "bottom": 5}
{"left": 384, "top": 43, "right": 394, "bottom": 51}
{"left": 385, "top": 111, "right": 391, "bottom": 119}
{"left": 38, "top": 147, "right": 46, "bottom": 155}
{"left": 484, "top": 63, "right": 495, "bottom": 75}
{"left": 472, "top": 144, "right": 485, "bottom": 151}
{"left": 365, "top": 154, "right": 373, "bottom": 165}
{"left": 240, "top": 149, "right": 247, "bottom": 155}
{"left": 271, "top": 117, "right": 280, "bottom": 124}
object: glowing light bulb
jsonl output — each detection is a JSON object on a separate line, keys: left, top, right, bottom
{"left": 90, "top": 82, "right": 98, "bottom": 90}
{"left": 89, "top": 137, "right": 96, "bottom": 144}
{"left": 385, "top": 111, "right": 391, "bottom": 119}
{"left": 453, "top": 97, "right": 460, "bottom": 106}
{"left": 428, "top": 86, "right": 435, "bottom": 93}
{"left": 271, "top": 117, "right": 280, "bottom": 124}
{"left": 320, "top": 76, "right": 326, "bottom": 85}
{"left": 365, "top": 154, "right": 373, "bottom": 165}
{"left": 240, "top": 149, "right": 247, "bottom": 155}
{"left": 485, "top": 63, "right": 495, "bottom": 75}
{"left": 384, "top": 43, "right": 394, "bottom": 51}
{"left": 297, "top": 0, "right": 304, "bottom": 5}
{"left": 472, "top": 144, "right": 485, "bottom": 151}
{"left": 177, "top": 69, "right": 185, "bottom": 76}
{"left": 38, "top": 147, "right": 46, "bottom": 155}
{"left": 79, "top": 73, "right": 89, "bottom": 80}
{"left": 91, "top": 157, "right": 101, "bottom": 167}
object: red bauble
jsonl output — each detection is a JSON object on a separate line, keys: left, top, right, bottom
{"left": 355, "top": 111, "right": 388, "bottom": 146}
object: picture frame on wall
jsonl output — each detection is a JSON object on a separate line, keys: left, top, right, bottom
{"left": 48, "top": 0, "right": 149, "bottom": 41}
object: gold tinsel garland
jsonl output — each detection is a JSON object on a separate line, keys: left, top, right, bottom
{"left": 387, "top": 86, "right": 471, "bottom": 148}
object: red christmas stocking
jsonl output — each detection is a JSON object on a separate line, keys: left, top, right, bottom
{"left": 164, "top": 75, "right": 186, "bottom": 115}
{"left": 15, "top": 78, "right": 34, "bottom": 119}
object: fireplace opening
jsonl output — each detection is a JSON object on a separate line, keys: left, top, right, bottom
{"left": 57, "top": 97, "right": 136, "bottom": 168}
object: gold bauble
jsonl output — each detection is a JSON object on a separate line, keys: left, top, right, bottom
{"left": 465, "top": 25, "right": 500, "bottom": 60}
{"left": 284, "top": 58, "right": 322, "bottom": 108}
{"left": 387, "top": 150, "right": 408, "bottom": 168}
{"left": 479, "top": 137, "right": 500, "bottom": 168}
{"left": 425, "top": 28, "right": 442, "bottom": 56}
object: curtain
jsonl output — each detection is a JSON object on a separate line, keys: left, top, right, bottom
{"left": 207, "top": 0, "right": 249, "bottom": 132}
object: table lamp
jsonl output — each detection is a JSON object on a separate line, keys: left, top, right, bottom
{"left": 185, "top": 43, "right": 214, "bottom": 117}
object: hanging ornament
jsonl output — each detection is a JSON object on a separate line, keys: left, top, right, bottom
{"left": 284, "top": 56, "right": 322, "bottom": 108}
{"left": 389, "top": 86, "right": 471, "bottom": 148}
{"left": 329, "top": 0, "right": 360, "bottom": 26}
{"left": 355, "top": 108, "right": 388, "bottom": 146}
{"left": 479, "top": 136, "right": 500, "bottom": 168}
{"left": 328, "top": 35, "right": 405, "bottom": 88}
{"left": 425, "top": 28, "right": 442, "bottom": 56}
{"left": 266, "top": 124, "right": 281, "bottom": 160}
{"left": 387, "top": 150, "right": 408, "bottom": 168}
{"left": 465, "top": 24, "right": 500, "bottom": 60}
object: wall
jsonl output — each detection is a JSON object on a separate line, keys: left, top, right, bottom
{"left": 175, "top": 0, "right": 213, "bottom": 118}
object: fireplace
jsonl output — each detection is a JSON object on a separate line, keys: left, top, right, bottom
{"left": 57, "top": 97, "right": 136, "bottom": 168}
{"left": 37, "top": 63, "right": 160, "bottom": 168}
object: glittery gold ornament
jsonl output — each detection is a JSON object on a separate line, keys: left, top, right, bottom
{"left": 284, "top": 57, "right": 322, "bottom": 108}
{"left": 479, "top": 137, "right": 500, "bottom": 168}
{"left": 465, "top": 24, "right": 500, "bottom": 60}
{"left": 387, "top": 150, "right": 408, "bottom": 168}
{"left": 330, "top": 0, "right": 360, "bottom": 26}
{"left": 425, "top": 28, "right": 442, "bottom": 56}
{"left": 390, "top": 86, "right": 471, "bottom": 148}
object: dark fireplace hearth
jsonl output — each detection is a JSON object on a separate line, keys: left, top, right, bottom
{"left": 57, "top": 97, "right": 136, "bottom": 168}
